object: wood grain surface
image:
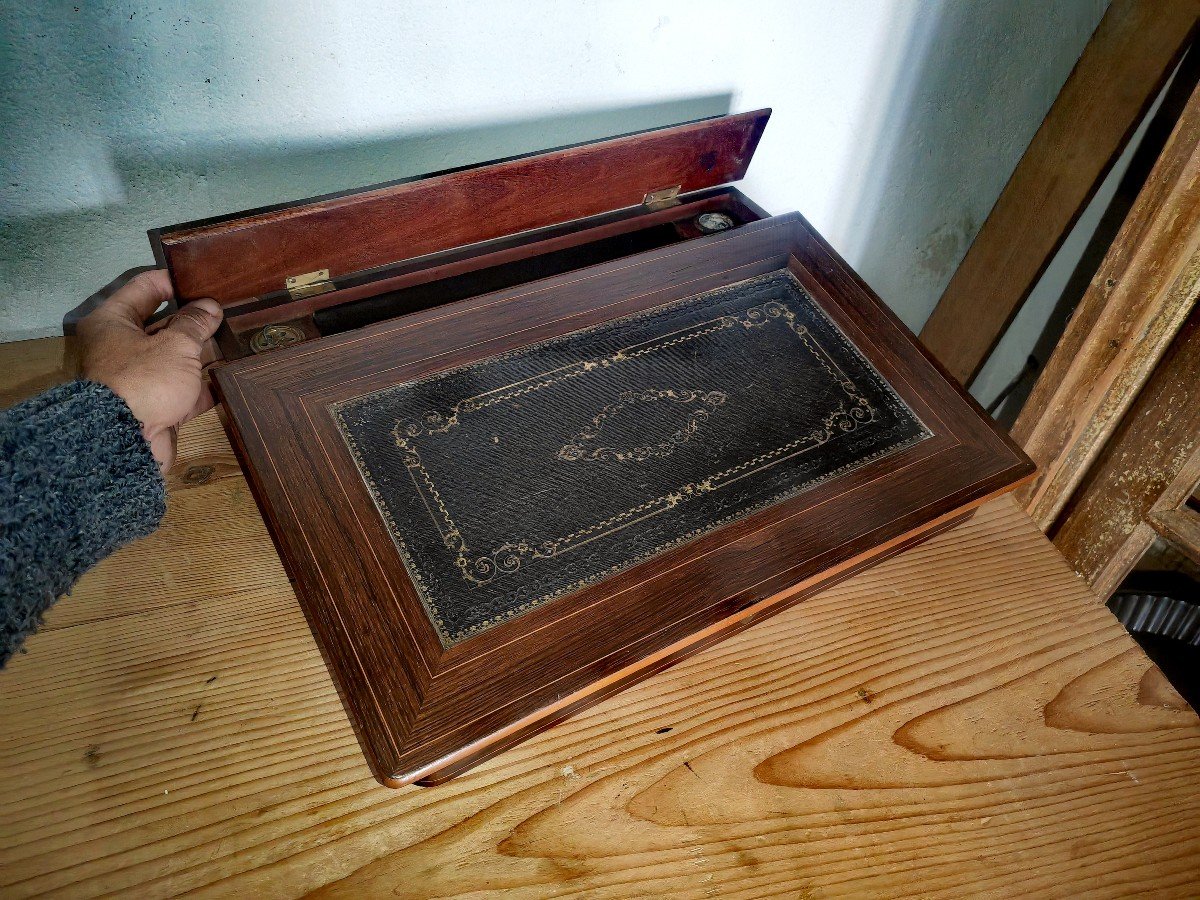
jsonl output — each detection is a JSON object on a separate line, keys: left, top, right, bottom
{"left": 213, "top": 187, "right": 767, "bottom": 361}
{"left": 1013, "top": 78, "right": 1200, "bottom": 529}
{"left": 1051, "top": 305, "right": 1200, "bottom": 597}
{"left": 2, "top": 339, "right": 1199, "bottom": 897}
{"left": 152, "top": 110, "right": 770, "bottom": 305}
{"left": 1150, "top": 505, "right": 1200, "bottom": 567}
{"left": 0, "top": 335, "right": 77, "bottom": 409}
{"left": 918, "top": 0, "right": 1200, "bottom": 385}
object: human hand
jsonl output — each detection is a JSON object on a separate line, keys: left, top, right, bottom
{"left": 78, "top": 270, "right": 223, "bottom": 472}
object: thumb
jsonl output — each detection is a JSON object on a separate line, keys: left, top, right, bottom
{"left": 164, "top": 298, "right": 223, "bottom": 345}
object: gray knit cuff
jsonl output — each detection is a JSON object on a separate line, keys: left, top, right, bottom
{"left": 1, "top": 380, "right": 166, "bottom": 666}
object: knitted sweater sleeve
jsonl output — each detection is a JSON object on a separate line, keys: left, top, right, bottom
{"left": 0, "top": 380, "right": 166, "bottom": 667}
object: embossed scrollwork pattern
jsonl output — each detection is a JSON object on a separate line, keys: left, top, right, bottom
{"left": 385, "top": 293, "right": 884, "bottom": 589}
{"left": 557, "top": 389, "right": 728, "bottom": 463}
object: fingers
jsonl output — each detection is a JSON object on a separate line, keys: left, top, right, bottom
{"left": 163, "top": 298, "right": 223, "bottom": 346}
{"left": 99, "top": 270, "right": 176, "bottom": 327}
{"left": 186, "top": 382, "right": 216, "bottom": 422}
{"left": 148, "top": 426, "right": 178, "bottom": 474}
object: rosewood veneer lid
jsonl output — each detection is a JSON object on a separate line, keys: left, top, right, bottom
{"left": 149, "top": 109, "right": 772, "bottom": 306}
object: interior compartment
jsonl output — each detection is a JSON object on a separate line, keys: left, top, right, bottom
{"left": 219, "top": 188, "right": 765, "bottom": 356}
{"left": 316, "top": 218, "right": 711, "bottom": 335}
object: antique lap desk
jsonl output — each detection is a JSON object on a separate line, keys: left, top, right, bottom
{"left": 149, "top": 110, "right": 1034, "bottom": 786}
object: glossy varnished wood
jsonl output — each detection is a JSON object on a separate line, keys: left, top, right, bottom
{"left": 213, "top": 214, "right": 1034, "bottom": 785}
{"left": 214, "top": 187, "right": 766, "bottom": 360}
{"left": 0, "top": 368, "right": 1195, "bottom": 896}
{"left": 151, "top": 110, "right": 771, "bottom": 305}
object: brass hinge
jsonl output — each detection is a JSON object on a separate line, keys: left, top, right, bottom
{"left": 642, "top": 185, "right": 682, "bottom": 211}
{"left": 285, "top": 268, "right": 335, "bottom": 300}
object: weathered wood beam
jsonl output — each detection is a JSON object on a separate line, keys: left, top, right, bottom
{"left": 919, "top": 0, "right": 1199, "bottom": 386}
{"left": 1013, "top": 80, "right": 1200, "bottom": 530}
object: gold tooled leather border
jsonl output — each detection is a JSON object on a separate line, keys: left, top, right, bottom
{"left": 332, "top": 271, "right": 931, "bottom": 645}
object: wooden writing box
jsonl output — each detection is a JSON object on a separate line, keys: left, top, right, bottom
{"left": 150, "top": 110, "right": 1034, "bottom": 786}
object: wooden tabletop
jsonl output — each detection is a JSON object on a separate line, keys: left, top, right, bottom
{"left": 3, "top": 338, "right": 1200, "bottom": 898}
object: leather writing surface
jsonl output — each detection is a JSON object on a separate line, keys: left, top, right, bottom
{"left": 332, "top": 271, "right": 929, "bottom": 645}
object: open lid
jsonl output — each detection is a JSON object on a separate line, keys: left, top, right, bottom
{"left": 149, "top": 109, "right": 771, "bottom": 305}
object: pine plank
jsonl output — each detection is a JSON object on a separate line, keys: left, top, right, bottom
{"left": 2, "top": 336, "right": 1198, "bottom": 896}
{"left": 0, "top": 335, "right": 76, "bottom": 409}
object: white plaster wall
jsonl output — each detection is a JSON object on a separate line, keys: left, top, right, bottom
{"left": 0, "top": 0, "right": 1107, "bottom": 342}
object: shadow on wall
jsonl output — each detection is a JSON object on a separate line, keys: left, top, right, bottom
{"left": 0, "top": 94, "right": 730, "bottom": 341}
{"left": 831, "top": 0, "right": 1106, "bottom": 334}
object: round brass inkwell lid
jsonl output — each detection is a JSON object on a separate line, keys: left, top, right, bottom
{"left": 250, "top": 323, "right": 306, "bottom": 354}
